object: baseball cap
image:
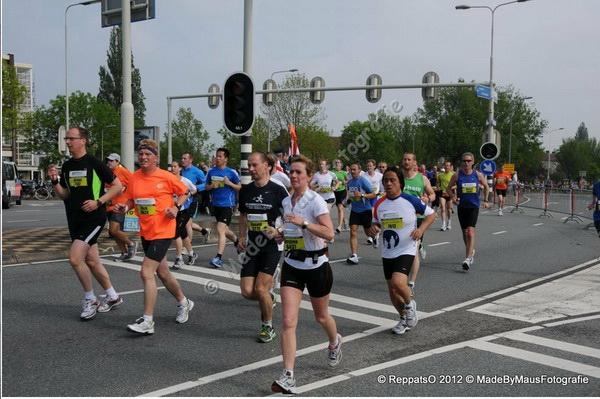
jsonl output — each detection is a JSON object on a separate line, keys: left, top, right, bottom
{"left": 106, "top": 153, "right": 120, "bottom": 162}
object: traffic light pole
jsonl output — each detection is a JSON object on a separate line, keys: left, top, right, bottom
{"left": 240, "top": 0, "right": 253, "bottom": 185}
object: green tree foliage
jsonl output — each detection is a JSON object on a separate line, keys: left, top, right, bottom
{"left": 216, "top": 116, "right": 271, "bottom": 168}
{"left": 556, "top": 134, "right": 600, "bottom": 181}
{"left": 160, "top": 107, "right": 214, "bottom": 167}
{"left": 23, "top": 92, "right": 119, "bottom": 170}
{"left": 2, "top": 59, "right": 28, "bottom": 150}
{"left": 575, "top": 122, "right": 589, "bottom": 141}
{"left": 98, "top": 27, "right": 146, "bottom": 127}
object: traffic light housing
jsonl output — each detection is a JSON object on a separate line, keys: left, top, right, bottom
{"left": 480, "top": 142, "right": 499, "bottom": 160}
{"left": 223, "top": 72, "right": 254, "bottom": 135}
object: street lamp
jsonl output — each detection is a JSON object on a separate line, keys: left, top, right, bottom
{"left": 100, "top": 124, "right": 116, "bottom": 160}
{"left": 456, "top": 0, "right": 531, "bottom": 146}
{"left": 545, "top": 127, "right": 564, "bottom": 182}
{"left": 268, "top": 68, "right": 299, "bottom": 152}
{"left": 65, "top": 0, "right": 101, "bottom": 129}
{"left": 508, "top": 96, "right": 533, "bottom": 164}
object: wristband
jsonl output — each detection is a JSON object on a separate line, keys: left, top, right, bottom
{"left": 51, "top": 179, "right": 59, "bottom": 185}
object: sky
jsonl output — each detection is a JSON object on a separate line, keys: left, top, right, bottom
{"left": 3, "top": 0, "right": 600, "bottom": 153}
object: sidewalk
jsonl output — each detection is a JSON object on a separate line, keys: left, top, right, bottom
{"left": 2, "top": 215, "right": 241, "bottom": 265}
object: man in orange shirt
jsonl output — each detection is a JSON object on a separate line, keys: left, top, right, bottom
{"left": 493, "top": 168, "right": 512, "bottom": 216}
{"left": 105, "top": 153, "right": 137, "bottom": 260}
{"left": 115, "top": 139, "right": 194, "bottom": 335}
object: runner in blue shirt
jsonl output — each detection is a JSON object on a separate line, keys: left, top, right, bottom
{"left": 206, "top": 147, "right": 242, "bottom": 267}
{"left": 345, "top": 163, "right": 377, "bottom": 264}
{"left": 588, "top": 180, "right": 600, "bottom": 238}
{"left": 180, "top": 152, "right": 210, "bottom": 242}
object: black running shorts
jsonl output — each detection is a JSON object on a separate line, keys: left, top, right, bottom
{"left": 213, "top": 206, "right": 233, "bottom": 225}
{"left": 68, "top": 218, "right": 106, "bottom": 246}
{"left": 349, "top": 210, "right": 373, "bottom": 228}
{"left": 382, "top": 254, "right": 414, "bottom": 279}
{"left": 334, "top": 190, "right": 347, "bottom": 205}
{"left": 594, "top": 220, "right": 600, "bottom": 235}
{"left": 107, "top": 211, "right": 125, "bottom": 225}
{"left": 495, "top": 189, "right": 507, "bottom": 197}
{"left": 457, "top": 207, "right": 479, "bottom": 229}
{"left": 141, "top": 237, "right": 172, "bottom": 262}
{"left": 240, "top": 241, "right": 282, "bottom": 278}
{"left": 175, "top": 209, "right": 191, "bottom": 239}
{"left": 281, "top": 261, "right": 333, "bottom": 298}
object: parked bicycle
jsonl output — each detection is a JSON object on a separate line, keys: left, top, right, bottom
{"left": 34, "top": 181, "right": 55, "bottom": 200}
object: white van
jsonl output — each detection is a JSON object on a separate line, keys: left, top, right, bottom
{"left": 2, "top": 161, "right": 21, "bottom": 208}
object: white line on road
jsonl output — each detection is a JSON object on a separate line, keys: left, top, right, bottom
{"left": 505, "top": 332, "right": 600, "bottom": 359}
{"left": 3, "top": 219, "right": 45, "bottom": 223}
{"left": 492, "top": 230, "right": 507, "bottom": 235}
{"left": 543, "top": 314, "right": 600, "bottom": 327}
{"left": 10, "top": 209, "right": 42, "bottom": 213}
{"left": 428, "top": 242, "right": 450, "bottom": 247}
{"left": 533, "top": 223, "right": 544, "bottom": 226}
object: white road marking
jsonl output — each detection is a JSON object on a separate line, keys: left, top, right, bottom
{"left": 428, "top": 242, "right": 450, "bottom": 247}
{"left": 467, "top": 341, "right": 600, "bottom": 378}
{"left": 4, "top": 219, "right": 45, "bottom": 223}
{"left": 504, "top": 332, "right": 600, "bottom": 359}
{"left": 470, "top": 264, "right": 600, "bottom": 323}
{"left": 543, "top": 313, "right": 600, "bottom": 327}
{"left": 117, "top": 287, "right": 165, "bottom": 296}
{"left": 10, "top": 209, "right": 42, "bottom": 213}
{"left": 533, "top": 223, "right": 544, "bottom": 226}
{"left": 561, "top": 216, "right": 568, "bottom": 220}
{"left": 492, "top": 230, "right": 507, "bottom": 235}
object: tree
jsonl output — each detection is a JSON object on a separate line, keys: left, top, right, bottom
{"left": 98, "top": 26, "right": 146, "bottom": 127}
{"left": 575, "top": 122, "right": 589, "bottom": 141}
{"left": 260, "top": 73, "right": 326, "bottom": 139}
{"left": 2, "top": 58, "right": 28, "bottom": 159}
{"left": 556, "top": 136, "right": 600, "bottom": 181}
{"left": 216, "top": 116, "right": 271, "bottom": 168}
{"left": 159, "top": 107, "right": 214, "bottom": 167}
{"left": 23, "top": 91, "right": 119, "bottom": 170}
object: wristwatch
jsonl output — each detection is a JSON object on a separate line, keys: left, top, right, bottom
{"left": 96, "top": 199, "right": 104, "bottom": 208}
{"left": 302, "top": 220, "right": 309, "bottom": 229}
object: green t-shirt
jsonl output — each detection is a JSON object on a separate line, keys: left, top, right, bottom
{"left": 332, "top": 170, "right": 348, "bottom": 191}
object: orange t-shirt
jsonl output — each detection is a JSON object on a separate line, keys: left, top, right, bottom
{"left": 125, "top": 168, "right": 188, "bottom": 240}
{"left": 106, "top": 165, "right": 133, "bottom": 212}
{"left": 494, "top": 171, "right": 511, "bottom": 190}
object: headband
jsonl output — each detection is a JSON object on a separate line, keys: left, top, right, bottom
{"left": 138, "top": 145, "right": 158, "bottom": 155}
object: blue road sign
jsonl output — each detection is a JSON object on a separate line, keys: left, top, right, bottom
{"left": 476, "top": 85, "right": 492, "bottom": 100}
{"left": 480, "top": 159, "right": 497, "bottom": 175}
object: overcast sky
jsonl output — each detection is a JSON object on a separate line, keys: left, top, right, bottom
{"left": 3, "top": 0, "right": 599, "bottom": 153}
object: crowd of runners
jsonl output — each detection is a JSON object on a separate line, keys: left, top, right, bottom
{"left": 50, "top": 126, "right": 590, "bottom": 394}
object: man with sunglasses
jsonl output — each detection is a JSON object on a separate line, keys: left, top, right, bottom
{"left": 446, "top": 152, "right": 490, "bottom": 271}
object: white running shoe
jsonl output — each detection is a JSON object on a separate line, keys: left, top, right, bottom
{"left": 327, "top": 334, "right": 343, "bottom": 367}
{"left": 462, "top": 257, "right": 471, "bottom": 271}
{"left": 373, "top": 234, "right": 379, "bottom": 248}
{"left": 346, "top": 254, "right": 359, "bottom": 265}
{"left": 80, "top": 298, "right": 99, "bottom": 320}
{"left": 498, "top": 209, "right": 503, "bottom": 216}
{"left": 392, "top": 318, "right": 410, "bottom": 335}
{"left": 127, "top": 317, "right": 155, "bottom": 334}
{"left": 366, "top": 237, "right": 373, "bottom": 245}
{"left": 271, "top": 370, "right": 296, "bottom": 394}
{"left": 176, "top": 299, "right": 194, "bottom": 323}
{"left": 404, "top": 300, "right": 418, "bottom": 328}
{"left": 440, "top": 222, "right": 447, "bottom": 231}
{"left": 97, "top": 296, "right": 123, "bottom": 313}
{"left": 447, "top": 220, "right": 452, "bottom": 230}
{"left": 419, "top": 243, "right": 427, "bottom": 260}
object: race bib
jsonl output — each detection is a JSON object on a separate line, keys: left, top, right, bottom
{"left": 381, "top": 212, "right": 404, "bottom": 229}
{"left": 284, "top": 228, "right": 305, "bottom": 250}
{"left": 135, "top": 198, "right": 156, "bottom": 215}
{"left": 350, "top": 189, "right": 362, "bottom": 201}
{"left": 68, "top": 170, "right": 87, "bottom": 187}
{"left": 247, "top": 213, "right": 268, "bottom": 232}
{"left": 461, "top": 182, "right": 477, "bottom": 194}
{"left": 319, "top": 185, "right": 332, "bottom": 193}
{"left": 123, "top": 209, "right": 140, "bottom": 232}
{"left": 212, "top": 176, "right": 225, "bottom": 188}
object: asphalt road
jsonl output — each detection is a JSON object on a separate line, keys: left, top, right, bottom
{"left": 2, "top": 206, "right": 599, "bottom": 396}
{"left": 2, "top": 200, "right": 67, "bottom": 230}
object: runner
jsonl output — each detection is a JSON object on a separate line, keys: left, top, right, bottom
{"left": 237, "top": 152, "right": 288, "bottom": 343}
{"left": 588, "top": 179, "right": 600, "bottom": 238}
{"left": 345, "top": 163, "right": 377, "bottom": 265}
{"left": 332, "top": 159, "right": 349, "bottom": 233}
{"left": 377, "top": 161, "right": 388, "bottom": 192}
{"left": 104, "top": 153, "right": 137, "bottom": 261}
{"left": 364, "top": 159, "right": 383, "bottom": 247}
{"left": 446, "top": 152, "right": 490, "bottom": 271}
{"left": 368, "top": 166, "right": 435, "bottom": 334}
{"left": 493, "top": 166, "right": 512, "bottom": 216}
{"left": 115, "top": 139, "right": 194, "bottom": 334}
{"left": 47, "top": 126, "right": 124, "bottom": 320}
{"left": 401, "top": 153, "right": 435, "bottom": 292}
{"left": 437, "top": 161, "right": 456, "bottom": 231}
{"left": 206, "top": 147, "right": 241, "bottom": 268}
{"left": 310, "top": 159, "right": 339, "bottom": 211}
{"left": 181, "top": 152, "right": 210, "bottom": 250}
{"left": 270, "top": 155, "right": 341, "bottom": 394}
{"left": 170, "top": 160, "right": 198, "bottom": 269}
{"left": 268, "top": 153, "right": 291, "bottom": 192}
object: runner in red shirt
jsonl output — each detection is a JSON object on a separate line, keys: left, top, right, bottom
{"left": 493, "top": 168, "right": 512, "bottom": 216}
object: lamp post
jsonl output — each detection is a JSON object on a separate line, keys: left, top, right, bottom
{"left": 100, "top": 124, "right": 116, "bottom": 160}
{"left": 268, "top": 68, "right": 299, "bottom": 152}
{"left": 545, "top": 127, "right": 564, "bottom": 182}
{"left": 456, "top": 0, "right": 530, "bottom": 146}
{"left": 64, "top": 0, "right": 100, "bottom": 129}
{"left": 508, "top": 96, "right": 533, "bottom": 164}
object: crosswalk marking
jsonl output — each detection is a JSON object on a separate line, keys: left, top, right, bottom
{"left": 504, "top": 332, "right": 600, "bottom": 359}
{"left": 492, "top": 230, "right": 507, "bottom": 235}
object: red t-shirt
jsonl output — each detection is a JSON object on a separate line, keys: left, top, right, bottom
{"left": 494, "top": 171, "right": 511, "bottom": 190}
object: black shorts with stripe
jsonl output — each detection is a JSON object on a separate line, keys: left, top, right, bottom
{"left": 68, "top": 218, "right": 106, "bottom": 246}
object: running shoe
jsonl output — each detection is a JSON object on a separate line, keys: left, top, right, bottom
{"left": 185, "top": 252, "right": 198, "bottom": 265}
{"left": 176, "top": 299, "right": 194, "bottom": 323}
{"left": 335, "top": 227, "right": 342, "bottom": 234}
{"left": 257, "top": 325, "right": 276, "bottom": 343}
{"left": 440, "top": 222, "right": 447, "bottom": 231}
{"left": 80, "top": 298, "right": 99, "bottom": 320}
{"left": 391, "top": 318, "right": 410, "bottom": 335}
{"left": 97, "top": 296, "right": 123, "bottom": 313}
{"left": 462, "top": 257, "right": 471, "bottom": 271}
{"left": 270, "top": 291, "right": 277, "bottom": 308}
{"left": 271, "top": 370, "right": 296, "bottom": 394}
{"left": 498, "top": 209, "right": 503, "bottom": 216}
{"left": 373, "top": 234, "right": 379, "bottom": 248}
{"left": 202, "top": 227, "right": 211, "bottom": 236}
{"left": 447, "top": 220, "right": 452, "bottom": 230}
{"left": 346, "top": 254, "right": 359, "bottom": 265}
{"left": 113, "top": 253, "right": 128, "bottom": 261}
{"left": 171, "top": 256, "right": 184, "bottom": 270}
{"left": 327, "top": 333, "right": 343, "bottom": 367}
{"left": 124, "top": 241, "right": 138, "bottom": 260}
{"left": 408, "top": 282, "right": 415, "bottom": 298}
{"left": 366, "top": 237, "right": 373, "bottom": 245}
{"left": 419, "top": 243, "right": 427, "bottom": 260}
{"left": 210, "top": 256, "right": 224, "bottom": 268}
{"left": 127, "top": 317, "right": 155, "bottom": 335}
{"left": 404, "top": 300, "right": 418, "bottom": 328}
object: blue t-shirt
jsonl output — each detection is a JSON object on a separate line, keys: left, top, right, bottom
{"left": 181, "top": 165, "right": 206, "bottom": 192}
{"left": 347, "top": 175, "right": 373, "bottom": 213}
{"left": 593, "top": 181, "right": 600, "bottom": 221}
{"left": 207, "top": 166, "right": 240, "bottom": 207}
{"left": 457, "top": 170, "right": 480, "bottom": 208}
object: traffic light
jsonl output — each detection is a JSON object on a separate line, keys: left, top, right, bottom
{"left": 480, "top": 142, "right": 499, "bottom": 160}
{"left": 223, "top": 72, "right": 254, "bottom": 135}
